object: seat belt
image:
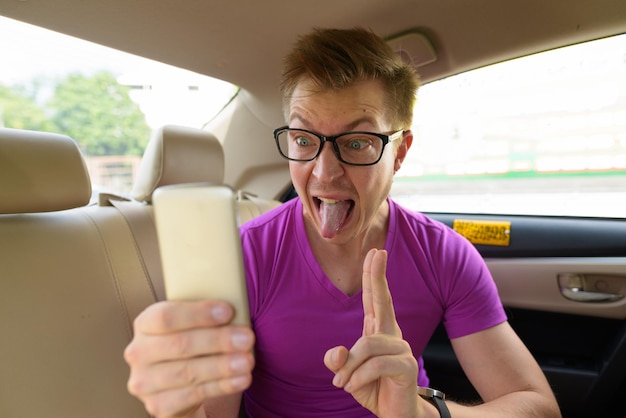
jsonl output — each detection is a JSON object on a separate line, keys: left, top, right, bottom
{"left": 101, "top": 193, "right": 166, "bottom": 301}
{"left": 237, "top": 190, "right": 282, "bottom": 224}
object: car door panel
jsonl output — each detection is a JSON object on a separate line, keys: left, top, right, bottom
{"left": 489, "top": 258, "right": 626, "bottom": 319}
{"left": 423, "top": 213, "right": 626, "bottom": 417}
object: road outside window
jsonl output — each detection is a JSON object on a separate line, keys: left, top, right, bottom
{"left": 392, "top": 34, "right": 626, "bottom": 218}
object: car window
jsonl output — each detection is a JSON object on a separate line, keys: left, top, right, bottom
{"left": 392, "top": 33, "right": 626, "bottom": 218}
{"left": 0, "top": 16, "right": 237, "bottom": 196}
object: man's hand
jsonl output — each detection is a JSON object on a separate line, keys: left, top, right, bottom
{"left": 324, "top": 248, "right": 420, "bottom": 418}
{"left": 124, "top": 300, "right": 255, "bottom": 418}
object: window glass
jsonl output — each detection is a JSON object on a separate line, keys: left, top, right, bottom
{"left": 0, "top": 16, "right": 237, "bottom": 195}
{"left": 392, "top": 34, "right": 626, "bottom": 218}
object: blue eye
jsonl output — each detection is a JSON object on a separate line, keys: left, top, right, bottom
{"left": 295, "top": 136, "right": 312, "bottom": 146}
{"left": 347, "top": 138, "right": 369, "bottom": 150}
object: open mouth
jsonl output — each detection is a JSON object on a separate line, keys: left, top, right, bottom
{"left": 315, "top": 197, "right": 355, "bottom": 238}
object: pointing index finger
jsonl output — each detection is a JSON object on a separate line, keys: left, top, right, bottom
{"left": 361, "top": 248, "right": 401, "bottom": 337}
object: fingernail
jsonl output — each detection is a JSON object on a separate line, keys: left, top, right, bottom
{"left": 232, "top": 331, "right": 252, "bottom": 349}
{"left": 230, "top": 355, "right": 249, "bottom": 373}
{"left": 211, "top": 304, "right": 230, "bottom": 322}
{"left": 230, "top": 375, "right": 249, "bottom": 390}
{"left": 332, "top": 373, "right": 342, "bottom": 387}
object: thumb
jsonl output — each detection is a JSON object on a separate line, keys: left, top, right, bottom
{"left": 323, "top": 345, "right": 349, "bottom": 373}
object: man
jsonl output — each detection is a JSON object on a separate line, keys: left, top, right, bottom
{"left": 124, "top": 27, "right": 561, "bottom": 418}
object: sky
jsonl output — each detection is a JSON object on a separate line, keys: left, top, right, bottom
{"left": 0, "top": 16, "right": 147, "bottom": 83}
{"left": 0, "top": 15, "right": 235, "bottom": 128}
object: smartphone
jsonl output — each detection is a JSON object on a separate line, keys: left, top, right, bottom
{"left": 152, "top": 183, "right": 250, "bottom": 326}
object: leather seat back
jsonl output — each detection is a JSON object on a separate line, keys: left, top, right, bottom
{"left": 0, "top": 125, "right": 281, "bottom": 417}
{"left": 0, "top": 128, "right": 152, "bottom": 417}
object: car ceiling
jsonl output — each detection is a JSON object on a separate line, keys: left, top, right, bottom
{"left": 1, "top": 0, "right": 626, "bottom": 127}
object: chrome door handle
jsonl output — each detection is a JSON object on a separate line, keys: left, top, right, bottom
{"left": 558, "top": 273, "right": 624, "bottom": 303}
{"left": 560, "top": 287, "right": 623, "bottom": 303}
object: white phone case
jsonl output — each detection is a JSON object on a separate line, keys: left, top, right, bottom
{"left": 152, "top": 183, "right": 250, "bottom": 326}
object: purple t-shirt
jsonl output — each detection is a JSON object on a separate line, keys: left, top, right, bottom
{"left": 239, "top": 198, "right": 506, "bottom": 417}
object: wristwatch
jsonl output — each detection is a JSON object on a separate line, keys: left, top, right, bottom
{"left": 417, "top": 386, "right": 451, "bottom": 418}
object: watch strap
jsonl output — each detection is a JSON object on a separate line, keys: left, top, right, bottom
{"left": 431, "top": 395, "right": 451, "bottom": 418}
{"left": 418, "top": 387, "right": 451, "bottom": 418}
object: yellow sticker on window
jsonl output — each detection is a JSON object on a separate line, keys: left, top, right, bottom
{"left": 452, "top": 219, "right": 511, "bottom": 246}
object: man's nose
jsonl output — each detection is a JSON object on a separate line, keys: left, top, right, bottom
{"left": 312, "top": 141, "right": 344, "bottom": 180}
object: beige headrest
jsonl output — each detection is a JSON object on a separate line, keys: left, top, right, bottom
{"left": 131, "top": 125, "right": 224, "bottom": 203}
{"left": 0, "top": 128, "right": 92, "bottom": 214}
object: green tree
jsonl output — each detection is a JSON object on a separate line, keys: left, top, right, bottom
{"left": 48, "top": 71, "right": 150, "bottom": 156}
{"left": 0, "top": 83, "right": 54, "bottom": 131}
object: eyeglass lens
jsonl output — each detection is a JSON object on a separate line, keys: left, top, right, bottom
{"left": 276, "top": 130, "right": 384, "bottom": 165}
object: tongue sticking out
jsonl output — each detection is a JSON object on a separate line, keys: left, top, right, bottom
{"left": 319, "top": 198, "right": 351, "bottom": 238}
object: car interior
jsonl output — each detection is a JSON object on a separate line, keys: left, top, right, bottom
{"left": 1, "top": 1, "right": 625, "bottom": 417}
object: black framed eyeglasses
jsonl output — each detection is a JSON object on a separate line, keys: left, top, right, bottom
{"left": 273, "top": 126, "right": 404, "bottom": 166}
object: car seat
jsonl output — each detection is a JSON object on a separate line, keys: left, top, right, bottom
{"left": 0, "top": 128, "right": 152, "bottom": 417}
{"left": 129, "top": 124, "right": 281, "bottom": 223}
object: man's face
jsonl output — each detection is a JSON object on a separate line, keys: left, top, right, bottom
{"left": 287, "top": 78, "right": 410, "bottom": 245}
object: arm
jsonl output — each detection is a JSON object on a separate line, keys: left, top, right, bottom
{"left": 324, "top": 249, "right": 561, "bottom": 418}
{"left": 324, "top": 249, "right": 429, "bottom": 418}
{"left": 446, "top": 322, "right": 561, "bottom": 417}
{"left": 124, "top": 300, "right": 255, "bottom": 418}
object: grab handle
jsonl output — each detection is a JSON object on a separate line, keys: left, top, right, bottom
{"left": 558, "top": 273, "right": 624, "bottom": 303}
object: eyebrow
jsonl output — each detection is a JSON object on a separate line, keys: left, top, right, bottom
{"left": 289, "top": 114, "right": 380, "bottom": 133}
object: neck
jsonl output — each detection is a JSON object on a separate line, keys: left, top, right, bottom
{"left": 305, "top": 200, "right": 390, "bottom": 296}
{"left": 307, "top": 199, "right": 389, "bottom": 251}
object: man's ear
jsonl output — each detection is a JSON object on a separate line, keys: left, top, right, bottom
{"left": 394, "top": 130, "right": 413, "bottom": 173}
